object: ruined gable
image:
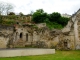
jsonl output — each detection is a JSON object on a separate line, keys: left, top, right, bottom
{"left": 62, "top": 9, "right": 80, "bottom": 50}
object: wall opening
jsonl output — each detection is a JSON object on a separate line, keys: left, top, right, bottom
{"left": 26, "top": 34, "right": 28, "bottom": 41}
{"left": 64, "top": 42, "right": 67, "bottom": 48}
{"left": 20, "top": 33, "right": 23, "bottom": 38}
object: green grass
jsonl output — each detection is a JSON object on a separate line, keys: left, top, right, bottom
{"left": 0, "top": 50, "right": 80, "bottom": 60}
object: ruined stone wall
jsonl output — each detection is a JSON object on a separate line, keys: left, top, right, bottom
{"left": 36, "top": 23, "right": 46, "bottom": 28}
{"left": 62, "top": 9, "right": 80, "bottom": 50}
{"left": 60, "top": 35, "right": 75, "bottom": 50}
{"left": 7, "top": 24, "right": 76, "bottom": 50}
{"left": 0, "top": 37, "right": 9, "bottom": 48}
{"left": 0, "top": 24, "right": 76, "bottom": 50}
{"left": 73, "top": 14, "right": 80, "bottom": 49}
{"left": 0, "top": 17, "right": 79, "bottom": 50}
{"left": 0, "top": 25, "right": 14, "bottom": 48}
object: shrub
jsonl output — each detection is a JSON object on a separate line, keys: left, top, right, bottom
{"left": 2, "top": 19, "right": 16, "bottom": 25}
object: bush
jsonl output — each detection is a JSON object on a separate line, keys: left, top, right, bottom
{"left": 0, "top": 15, "right": 3, "bottom": 23}
{"left": 32, "top": 9, "right": 70, "bottom": 29}
{"left": 2, "top": 19, "right": 16, "bottom": 25}
{"left": 7, "top": 15, "right": 17, "bottom": 19}
{"left": 8, "top": 12, "right": 15, "bottom": 15}
{"left": 32, "top": 9, "right": 48, "bottom": 23}
{"left": 58, "top": 17, "right": 70, "bottom": 26}
{"left": 46, "top": 20, "right": 63, "bottom": 29}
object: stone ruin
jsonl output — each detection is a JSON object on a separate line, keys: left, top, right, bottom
{"left": 0, "top": 9, "right": 80, "bottom": 50}
{"left": 62, "top": 9, "right": 80, "bottom": 50}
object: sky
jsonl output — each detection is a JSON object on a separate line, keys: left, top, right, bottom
{"left": 0, "top": 0, "right": 80, "bottom": 15}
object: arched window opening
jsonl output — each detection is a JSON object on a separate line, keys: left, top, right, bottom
{"left": 20, "top": 33, "right": 23, "bottom": 38}
{"left": 26, "top": 34, "right": 28, "bottom": 41}
{"left": 64, "top": 42, "right": 67, "bottom": 47}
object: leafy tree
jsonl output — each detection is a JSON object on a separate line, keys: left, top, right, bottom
{"left": 19, "top": 12, "right": 24, "bottom": 16}
{"left": 32, "top": 9, "right": 48, "bottom": 23}
{"left": 32, "top": 9, "right": 70, "bottom": 29}
{"left": 36, "top": 9, "right": 44, "bottom": 13}
{"left": 48, "top": 12, "right": 69, "bottom": 27}
{"left": 49, "top": 12, "right": 61, "bottom": 22}
{"left": 58, "top": 17, "right": 70, "bottom": 26}
{"left": 8, "top": 12, "right": 15, "bottom": 15}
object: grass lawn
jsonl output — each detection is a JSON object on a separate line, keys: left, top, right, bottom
{"left": 0, "top": 50, "right": 80, "bottom": 60}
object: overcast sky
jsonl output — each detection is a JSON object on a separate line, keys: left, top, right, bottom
{"left": 0, "top": 0, "right": 80, "bottom": 15}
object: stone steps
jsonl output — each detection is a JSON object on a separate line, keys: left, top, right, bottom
{"left": 14, "top": 39, "right": 26, "bottom": 47}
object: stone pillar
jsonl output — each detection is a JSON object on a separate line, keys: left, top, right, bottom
{"left": 69, "top": 32, "right": 75, "bottom": 50}
{"left": 23, "top": 33, "right": 26, "bottom": 41}
{"left": 74, "top": 18, "right": 80, "bottom": 49}
{"left": 28, "top": 33, "right": 33, "bottom": 42}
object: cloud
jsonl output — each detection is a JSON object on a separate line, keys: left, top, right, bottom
{"left": 0, "top": 0, "right": 80, "bottom": 15}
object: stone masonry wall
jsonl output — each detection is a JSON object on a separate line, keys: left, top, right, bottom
{"left": 0, "top": 25, "right": 14, "bottom": 48}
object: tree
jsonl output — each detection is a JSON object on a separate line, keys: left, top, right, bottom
{"left": 19, "top": 12, "right": 24, "bottom": 16}
{"left": 32, "top": 9, "right": 48, "bottom": 23}
{"left": 0, "top": 2, "right": 14, "bottom": 15}
{"left": 0, "top": 2, "right": 5, "bottom": 15}
{"left": 8, "top": 12, "right": 15, "bottom": 15}
{"left": 58, "top": 17, "right": 70, "bottom": 26}
{"left": 32, "top": 9, "right": 70, "bottom": 29}
{"left": 36, "top": 9, "right": 44, "bottom": 13}
{"left": 5, "top": 3, "right": 14, "bottom": 15}
{"left": 49, "top": 12, "right": 61, "bottom": 22}
{"left": 49, "top": 12, "right": 69, "bottom": 27}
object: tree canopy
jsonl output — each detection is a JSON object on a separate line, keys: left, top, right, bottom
{"left": 32, "top": 9, "right": 48, "bottom": 23}
{"left": 32, "top": 9, "right": 70, "bottom": 29}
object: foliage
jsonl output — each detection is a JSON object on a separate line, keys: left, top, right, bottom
{"left": 6, "top": 15, "right": 17, "bottom": 19}
{"left": 58, "top": 17, "right": 70, "bottom": 26}
{"left": 8, "top": 12, "right": 15, "bottom": 15}
{"left": 49, "top": 12, "right": 61, "bottom": 22}
{"left": 2, "top": 19, "right": 16, "bottom": 25}
{"left": 32, "top": 9, "right": 48, "bottom": 23}
{"left": 0, "top": 8, "right": 70, "bottom": 28}
{"left": 0, "top": 15, "right": 3, "bottom": 23}
{"left": 32, "top": 9, "right": 70, "bottom": 29}
{"left": 19, "top": 12, "right": 24, "bottom": 16}
{"left": 46, "top": 20, "right": 63, "bottom": 29}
